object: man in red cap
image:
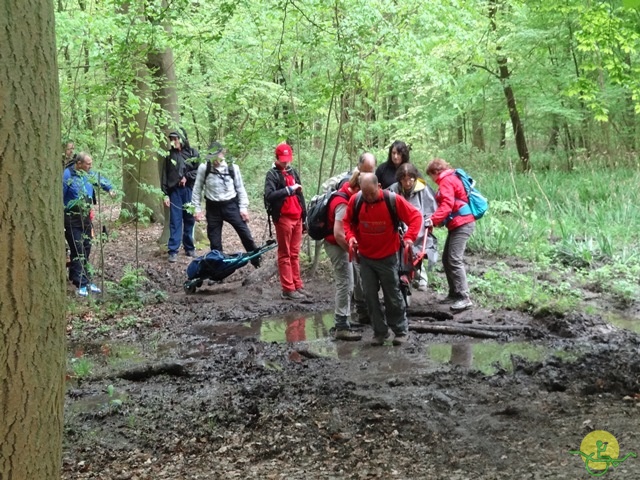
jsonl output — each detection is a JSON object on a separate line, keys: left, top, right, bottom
{"left": 264, "top": 142, "right": 307, "bottom": 300}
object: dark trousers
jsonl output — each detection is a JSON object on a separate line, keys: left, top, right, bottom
{"left": 205, "top": 198, "right": 257, "bottom": 253}
{"left": 168, "top": 186, "right": 195, "bottom": 255}
{"left": 65, "top": 215, "right": 92, "bottom": 287}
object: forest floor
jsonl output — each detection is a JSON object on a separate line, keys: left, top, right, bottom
{"left": 61, "top": 219, "right": 640, "bottom": 480}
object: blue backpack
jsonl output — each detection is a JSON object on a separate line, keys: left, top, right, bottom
{"left": 447, "top": 168, "right": 488, "bottom": 223}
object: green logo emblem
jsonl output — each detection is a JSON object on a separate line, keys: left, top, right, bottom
{"left": 569, "top": 430, "right": 637, "bottom": 476}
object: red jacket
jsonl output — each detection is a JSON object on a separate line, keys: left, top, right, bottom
{"left": 343, "top": 190, "right": 422, "bottom": 259}
{"left": 325, "top": 183, "right": 355, "bottom": 245}
{"left": 431, "top": 169, "right": 475, "bottom": 230}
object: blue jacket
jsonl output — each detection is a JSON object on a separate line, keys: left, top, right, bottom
{"left": 63, "top": 166, "right": 113, "bottom": 215}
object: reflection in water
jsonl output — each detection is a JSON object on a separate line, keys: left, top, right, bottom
{"left": 604, "top": 312, "right": 640, "bottom": 334}
{"left": 450, "top": 343, "right": 473, "bottom": 368}
{"left": 285, "top": 315, "right": 306, "bottom": 343}
{"left": 428, "top": 342, "right": 574, "bottom": 375}
{"left": 191, "top": 313, "right": 579, "bottom": 376}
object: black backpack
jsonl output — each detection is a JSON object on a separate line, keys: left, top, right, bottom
{"left": 306, "top": 190, "right": 349, "bottom": 240}
{"left": 205, "top": 160, "right": 236, "bottom": 184}
{"left": 352, "top": 190, "right": 400, "bottom": 231}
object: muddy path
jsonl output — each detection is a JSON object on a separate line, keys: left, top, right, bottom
{"left": 62, "top": 223, "right": 640, "bottom": 479}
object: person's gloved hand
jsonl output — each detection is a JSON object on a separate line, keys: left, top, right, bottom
{"left": 424, "top": 217, "right": 433, "bottom": 228}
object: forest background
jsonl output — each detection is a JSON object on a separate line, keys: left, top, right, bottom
{"left": 56, "top": 0, "right": 640, "bottom": 309}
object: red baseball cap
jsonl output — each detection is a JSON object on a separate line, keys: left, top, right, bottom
{"left": 275, "top": 143, "right": 293, "bottom": 162}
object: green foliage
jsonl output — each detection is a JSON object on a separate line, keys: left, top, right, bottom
{"left": 69, "top": 357, "right": 94, "bottom": 379}
{"left": 577, "top": 259, "right": 640, "bottom": 306}
{"left": 471, "top": 262, "right": 581, "bottom": 316}
{"left": 105, "top": 266, "right": 165, "bottom": 312}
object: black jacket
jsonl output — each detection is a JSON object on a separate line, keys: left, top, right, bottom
{"left": 161, "top": 130, "right": 199, "bottom": 194}
{"left": 264, "top": 165, "right": 306, "bottom": 223}
{"left": 375, "top": 162, "right": 401, "bottom": 190}
{"left": 375, "top": 161, "right": 424, "bottom": 190}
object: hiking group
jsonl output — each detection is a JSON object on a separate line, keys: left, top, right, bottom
{"left": 63, "top": 133, "right": 486, "bottom": 347}
{"left": 307, "top": 140, "right": 484, "bottom": 346}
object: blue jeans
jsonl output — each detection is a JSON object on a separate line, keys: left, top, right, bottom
{"left": 168, "top": 186, "right": 195, "bottom": 255}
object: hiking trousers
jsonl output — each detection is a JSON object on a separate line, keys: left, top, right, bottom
{"left": 359, "top": 253, "right": 408, "bottom": 338}
{"left": 443, "top": 221, "right": 475, "bottom": 299}
{"left": 64, "top": 214, "right": 92, "bottom": 288}
{"left": 324, "top": 241, "right": 352, "bottom": 329}
{"left": 274, "top": 215, "right": 303, "bottom": 293}
{"left": 205, "top": 198, "right": 257, "bottom": 253}
{"left": 168, "top": 186, "right": 195, "bottom": 255}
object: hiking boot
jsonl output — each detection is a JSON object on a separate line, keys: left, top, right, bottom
{"left": 392, "top": 334, "right": 408, "bottom": 346}
{"left": 438, "top": 295, "right": 459, "bottom": 304}
{"left": 281, "top": 290, "right": 305, "bottom": 300}
{"left": 370, "top": 333, "right": 390, "bottom": 346}
{"left": 89, "top": 283, "right": 101, "bottom": 294}
{"left": 251, "top": 257, "right": 261, "bottom": 268}
{"left": 296, "top": 288, "right": 310, "bottom": 297}
{"left": 335, "top": 329, "right": 362, "bottom": 341}
{"left": 168, "top": 253, "right": 178, "bottom": 263}
{"left": 185, "top": 250, "right": 196, "bottom": 258}
{"left": 77, "top": 286, "right": 88, "bottom": 297}
{"left": 352, "top": 317, "right": 371, "bottom": 327}
{"left": 450, "top": 297, "right": 473, "bottom": 312}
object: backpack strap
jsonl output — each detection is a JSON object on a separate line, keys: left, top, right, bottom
{"left": 205, "top": 160, "right": 237, "bottom": 190}
{"left": 353, "top": 190, "right": 399, "bottom": 231}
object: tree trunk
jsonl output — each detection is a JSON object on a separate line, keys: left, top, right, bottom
{"left": 546, "top": 115, "right": 559, "bottom": 152}
{"left": 499, "top": 121, "right": 506, "bottom": 149}
{"left": 471, "top": 113, "right": 485, "bottom": 151}
{"left": 119, "top": 62, "right": 164, "bottom": 223}
{"left": 0, "top": 2, "right": 65, "bottom": 479}
{"left": 147, "top": 43, "right": 181, "bottom": 245}
{"left": 489, "top": 0, "right": 530, "bottom": 170}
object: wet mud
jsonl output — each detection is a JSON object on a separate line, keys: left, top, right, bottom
{"left": 62, "top": 224, "right": 640, "bottom": 479}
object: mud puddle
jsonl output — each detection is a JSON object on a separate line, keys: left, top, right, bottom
{"left": 603, "top": 311, "right": 640, "bottom": 333}
{"left": 190, "top": 311, "right": 581, "bottom": 376}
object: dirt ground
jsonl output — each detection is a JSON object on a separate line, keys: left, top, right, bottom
{"left": 62, "top": 219, "right": 640, "bottom": 479}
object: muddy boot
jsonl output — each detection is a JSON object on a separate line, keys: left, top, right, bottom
{"left": 370, "top": 333, "right": 390, "bottom": 346}
{"left": 392, "top": 333, "right": 408, "bottom": 346}
{"left": 335, "top": 329, "right": 362, "bottom": 341}
{"left": 450, "top": 297, "right": 473, "bottom": 312}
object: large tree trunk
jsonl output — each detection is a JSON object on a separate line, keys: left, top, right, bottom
{"left": 148, "top": 46, "right": 181, "bottom": 245}
{"left": 0, "top": 2, "right": 66, "bottom": 479}
{"left": 120, "top": 62, "right": 165, "bottom": 223}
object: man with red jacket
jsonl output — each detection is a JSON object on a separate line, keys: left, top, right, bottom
{"left": 343, "top": 173, "right": 422, "bottom": 346}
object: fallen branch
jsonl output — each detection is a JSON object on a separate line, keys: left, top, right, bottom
{"left": 411, "top": 321, "right": 527, "bottom": 332}
{"left": 408, "top": 323, "right": 500, "bottom": 338}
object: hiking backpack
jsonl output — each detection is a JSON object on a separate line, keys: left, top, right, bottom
{"left": 447, "top": 168, "right": 488, "bottom": 222}
{"left": 306, "top": 190, "right": 349, "bottom": 240}
{"left": 205, "top": 160, "right": 236, "bottom": 184}
{"left": 320, "top": 171, "right": 351, "bottom": 194}
{"left": 352, "top": 190, "right": 400, "bottom": 232}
